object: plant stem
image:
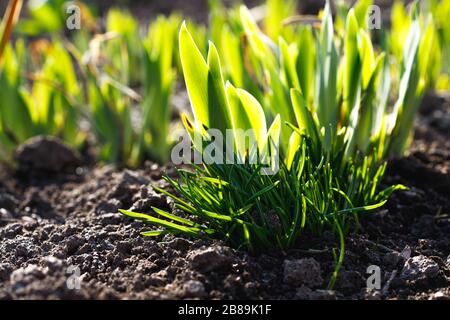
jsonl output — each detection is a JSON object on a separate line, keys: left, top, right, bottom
{"left": 0, "top": 0, "right": 23, "bottom": 66}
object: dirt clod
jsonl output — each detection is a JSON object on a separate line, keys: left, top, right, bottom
{"left": 187, "top": 246, "right": 233, "bottom": 273}
{"left": 401, "top": 255, "right": 440, "bottom": 281}
{"left": 180, "top": 280, "right": 206, "bottom": 298}
{"left": 283, "top": 258, "right": 323, "bottom": 287}
{"left": 0, "top": 193, "right": 18, "bottom": 212}
{"left": 10, "top": 265, "right": 46, "bottom": 291}
{"left": 429, "top": 291, "right": 450, "bottom": 300}
{"left": 0, "top": 208, "right": 14, "bottom": 222}
{"left": 3, "top": 223, "right": 23, "bottom": 238}
{"left": 295, "top": 285, "right": 336, "bottom": 300}
{"left": 383, "top": 251, "right": 404, "bottom": 268}
{"left": 14, "top": 136, "right": 81, "bottom": 173}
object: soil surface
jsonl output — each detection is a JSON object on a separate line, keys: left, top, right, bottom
{"left": 0, "top": 92, "right": 448, "bottom": 300}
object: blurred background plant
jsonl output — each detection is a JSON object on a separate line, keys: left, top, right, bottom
{"left": 0, "top": 0, "right": 25, "bottom": 161}
{"left": 73, "top": 13, "right": 180, "bottom": 166}
{"left": 390, "top": 0, "right": 450, "bottom": 92}
{"left": 0, "top": 0, "right": 186, "bottom": 166}
{"left": 15, "top": 0, "right": 97, "bottom": 36}
{"left": 223, "top": 0, "right": 439, "bottom": 159}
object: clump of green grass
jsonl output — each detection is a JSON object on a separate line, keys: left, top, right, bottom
{"left": 122, "top": 139, "right": 400, "bottom": 250}
{"left": 119, "top": 4, "right": 413, "bottom": 287}
{"left": 121, "top": 129, "right": 404, "bottom": 288}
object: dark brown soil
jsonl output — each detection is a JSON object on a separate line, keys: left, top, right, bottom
{"left": 0, "top": 92, "right": 449, "bottom": 300}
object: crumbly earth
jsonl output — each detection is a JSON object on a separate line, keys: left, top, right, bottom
{"left": 0, "top": 93, "right": 449, "bottom": 300}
